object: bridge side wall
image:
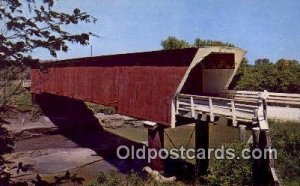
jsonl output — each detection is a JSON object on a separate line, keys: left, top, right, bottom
{"left": 31, "top": 65, "right": 188, "bottom": 126}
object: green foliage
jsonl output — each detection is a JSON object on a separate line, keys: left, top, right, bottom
{"left": 160, "top": 36, "right": 235, "bottom": 50}
{"left": 90, "top": 170, "right": 180, "bottom": 186}
{"left": 13, "top": 90, "right": 42, "bottom": 120}
{"left": 0, "top": 83, "right": 42, "bottom": 120}
{"left": 202, "top": 142, "right": 252, "bottom": 185}
{"left": 161, "top": 36, "right": 191, "bottom": 50}
{"left": 193, "top": 38, "right": 235, "bottom": 47}
{"left": 90, "top": 171, "right": 143, "bottom": 186}
{"left": 0, "top": 0, "right": 97, "bottom": 63}
{"left": 85, "top": 102, "right": 116, "bottom": 115}
{"left": 269, "top": 120, "right": 300, "bottom": 185}
{"left": 275, "top": 59, "right": 300, "bottom": 93}
{"left": 0, "top": 80, "right": 24, "bottom": 107}
{"left": 232, "top": 58, "right": 300, "bottom": 93}
{"left": 13, "top": 90, "right": 32, "bottom": 109}
{"left": 0, "top": 0, "right": 96, "bottom": 110}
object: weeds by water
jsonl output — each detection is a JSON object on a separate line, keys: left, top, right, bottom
{"left": 90, "top": 170, "right": 183, "bottom": 186}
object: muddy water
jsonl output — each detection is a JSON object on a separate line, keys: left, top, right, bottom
{"left": 12, "top": 121, "right": 246, "bottom": 185}
{"left": 15, "top": 134, "right": 80, "bottom": 152}
{"left": 11, "top": 127, "right": 149, "bottom": 185}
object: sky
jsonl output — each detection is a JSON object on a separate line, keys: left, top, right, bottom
{"left": 33, "top": 0, "right": 300, "bottom": 63}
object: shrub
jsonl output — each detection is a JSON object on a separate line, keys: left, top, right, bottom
{"left": 202, "top": 142, "right": 252, "bottom": 185}
{"left": 270, "top": 120, "right": 300, "bottom": 185}
{"left": 10, "top": 90, "right": 42, "bottom": 120}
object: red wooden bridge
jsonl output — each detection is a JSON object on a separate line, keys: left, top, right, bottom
{"left": 31, "top": 47, "right": 279, "bottom": 185}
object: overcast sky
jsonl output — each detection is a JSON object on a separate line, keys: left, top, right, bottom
{"left": 33, "top": 0, "right": 300, "bottom": 63}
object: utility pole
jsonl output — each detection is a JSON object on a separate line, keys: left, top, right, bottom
{"left": 90, "top": 45, "right": 93, "bottom": 57}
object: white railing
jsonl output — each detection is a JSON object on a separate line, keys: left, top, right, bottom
{"left": 176, "top": 93, "right": 261, "bottom": 125}
{"left": 176, "top": 93, "right": 277, "bottom": 184}
{"left": 225, "top": 90, "right": 300, "bottom": 106}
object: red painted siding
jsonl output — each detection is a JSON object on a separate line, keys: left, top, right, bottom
{"left": 31, "top": 48, "right": 199, "bottom": 126}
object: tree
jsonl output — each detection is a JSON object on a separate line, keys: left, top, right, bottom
{"left": 233, "top": 58, "right": 300, "bottom": 93}
{"left": 160, "top": 36, "right": 235, "bottom": 50}
{"left": 253, "top": 58, "right": 278, "bottom": 91}
{"left": 0, "top": 1, "right": 96, "bottom": 184}
{"left": 275, "top": 59, "right": 300, "bottom": 93}
{"left": 1, "top": 0, "right": 96, "bottom": 61}
{"left": 228, "top": 58, "right": 250, "bottom": 89}
{"left": 160, "top": 36, "right": 190, "bottom": 50}
{"left": 255, "top": 58, "right": 271, "bottom": 65}
{"left": 193, "top": 37, "right": 235, "bottom": 47}
{"left": 233, "top": 58, "right": 277, "bottom": 91}
{"left": 0, "top": 0, "right": 97, "bottom": 108}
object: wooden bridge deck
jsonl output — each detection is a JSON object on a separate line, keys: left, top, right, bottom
{"left": 175, "top": 93, "right": 280, "bottom": 185}
{"left": 176, "top": 93, "right": 260, "bottom": 125}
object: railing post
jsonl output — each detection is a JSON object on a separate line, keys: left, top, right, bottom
{"left": 231, "top": 100, "right": 237, "bottom": 126}
{"left": 190, "top": 96, "right": 195, "bottom": 118}
{"left": 261, "top": 90, "right": 268, "bottom": 121}
{"left": 208, "top": 98, "right": 214, "bottom": 122}
{"left": 175, "top": 95, "right": 179, "bottom": 115}
{"left": 239, "top": 125, "right": 246, "bottom": 142}
{"left": 257, "top": 104, "right": 269, "bottom": 130}
{"left": 252, "top": 127, "right": 261, "bottom": 185}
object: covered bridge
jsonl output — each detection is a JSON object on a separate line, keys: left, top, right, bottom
{"left": 31, "top": 47, "right": 245, "bottom": 128}
{"left": 31, "top": 47, "right": 281, "bottom": 184}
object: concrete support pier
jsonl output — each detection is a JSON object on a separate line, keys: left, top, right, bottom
{"left": 148, "top": 125, "right": 165, "bottom": 172}
{"left": 195, "top": 114, "right": 210, "bottom": 178}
